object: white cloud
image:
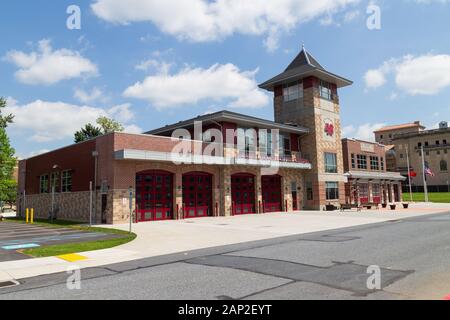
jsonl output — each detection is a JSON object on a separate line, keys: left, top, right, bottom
{"left": 5, "top": 100, "right": 140, "bottom": 142}
{"left": 74, "top": 87, "right": 108, "bottom": 103}
{"left": 364, "top": 54, "right": 450, "bottom": 95}
{"left": 364, "top": 69, "right": 386, "bottom": 89}
{"left": 342, "top": 123, "right": 386, "bottom": 142}
{"left": 4, "top": 39, "right": 98, "bottom": 85}
{"left": 91, "top": 0, "right": 359, "bottom": 51}
{"left": 124, "top": 63, "right": 270, "bottom": 110}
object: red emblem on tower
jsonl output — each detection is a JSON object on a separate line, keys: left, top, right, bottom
{"left": 325, "top": 123, "right": 334, "bottom": 137}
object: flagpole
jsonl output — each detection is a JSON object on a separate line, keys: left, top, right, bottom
{"left": 406, "top": 145, "right": 413, "bottom": 202}
{"left": 421, "top": 145, "right": 429, "bottom": 203}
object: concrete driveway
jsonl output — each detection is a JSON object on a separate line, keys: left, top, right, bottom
{"left": 110, "top": 202, "right": 450, "bottom": 259}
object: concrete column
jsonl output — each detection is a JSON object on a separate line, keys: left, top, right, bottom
{"left": 175, "top": 171, "right": 183, "bottom": 219}
{"left": 256, "top": 169, "right": 263, "bottom": 213}
{"left": 368, "top": 182, "right": 373, "bottom": 203}
{"left": 222, "top": 167, "right": 232, "bottom": 216}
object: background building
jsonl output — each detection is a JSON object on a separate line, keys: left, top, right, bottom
{"left": 389, "top": 121, "right": 450, "bottom": 192}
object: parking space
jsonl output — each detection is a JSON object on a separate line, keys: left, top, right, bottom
{"left": 0, "top": 222, "right": 121, "bottom": 262}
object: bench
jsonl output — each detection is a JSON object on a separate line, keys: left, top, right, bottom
{"left": 340, "top": 204, "right": 361, "bottom": 212}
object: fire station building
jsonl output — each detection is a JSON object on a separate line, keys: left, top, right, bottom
{"left": 18, "top": 47, "right": 359, "bottom": 224}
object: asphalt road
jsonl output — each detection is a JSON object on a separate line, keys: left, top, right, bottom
{"left": 1, "top": 211, "right": 450, "bottom": 300}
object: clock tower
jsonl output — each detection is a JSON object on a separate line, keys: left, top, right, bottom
{"left": 259, "top": 46, "right": 353, "bottom": 210}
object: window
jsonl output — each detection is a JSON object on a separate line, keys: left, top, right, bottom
{"left": 380, "top": 135, "right": 384, "bottom": 139}
{"left": 62, "top": 171, "right": 72, "bottom": 193}
{"left": 326, "top": 182, "right": 339, "bottom": 200}
{"left": 279, "top": 133, "right": 291, "bottom": 157}
{"left": 325, "top": 153, "right": 338, "bottom": 173}
{"left": 50, "top": 172, "right": 60, "bottom": 193}
{"left": 418, "top": 142, "right": 422, "bottom": 148}
{"left": 357, "top": 154, "right": 367, "bottom": 170}
{"left": 351, "top": 154, "right": 356, "bottom": 169}
{"left": 436, "top": 140, "right": 440, "bottom": 145}
{"left": 399, "top": 154, "right": 404, "bottom": 159}
{"left": 319, "top": 80, "right": 332, "bottom": 100}
{"left": 40, "top": 175, "right": 49, "bottom": 194}
{"left": 425, "top": 141, "right": 429, "bottom": 147}
{"left": 370, "top": 156, "right": 380, "bottom": 171}
{"left": 283, "top": 81, "right": 303, "bottom": 102}
{"left": 381, "top": 157, "right": 385, "bottom": 171}
{"left": 372, "top": 184, "right": 381, "bottom": 197}
{"left": 441, "top": 160, "right": 448, "bottom": 172}
{"left": 444, "top": 140, "right": 447, "bottom": 145}
{"left": 306, "top": 182, "right": 313, "bottom": 201}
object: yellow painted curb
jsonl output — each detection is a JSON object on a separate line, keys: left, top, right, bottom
{"left": 57, "top": 253, "right": 88, "bottom": 262}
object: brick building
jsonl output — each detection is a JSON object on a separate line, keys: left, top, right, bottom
{"left": 342, "top": 139, "right": 405, "bottom": 205}
{"left": 18, "top": 47, "right": 360, "bottom": 224}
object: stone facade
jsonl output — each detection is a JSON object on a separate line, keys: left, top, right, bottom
{"left": 18, "top": 191, "right": 91, "bottom": 222}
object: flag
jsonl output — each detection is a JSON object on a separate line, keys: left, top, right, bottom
{"left": 424, "top": 162, "right": 435, "bottom": 177}
{"left": 408, "top": 171, "right": 417, "bottom": 178}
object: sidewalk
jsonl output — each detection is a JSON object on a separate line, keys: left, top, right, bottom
{"left": 1, "top": 203, "right": 449, "bottom": 283}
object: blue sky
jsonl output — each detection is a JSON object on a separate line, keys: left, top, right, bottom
{"left": 1, "top": 0, "right": 450, "bottom": 158}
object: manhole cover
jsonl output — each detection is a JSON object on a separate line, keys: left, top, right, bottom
{"left": 0, "top": 280, "right": 19, "bottom": 288}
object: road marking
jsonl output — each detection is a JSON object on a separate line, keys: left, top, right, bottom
{"left": 57, "top": 254, "right": 88, "bottom": 262}
{"left": 1, "top": 243, "right": 40, "bottom": 250}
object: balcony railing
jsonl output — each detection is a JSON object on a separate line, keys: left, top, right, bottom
{"left": 233, "top": 150, "right": 310, "bottom": 164}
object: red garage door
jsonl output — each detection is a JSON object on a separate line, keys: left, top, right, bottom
{"left": 262, "top": 175, "right": 282, "bottom": 213}
{"left": 231, "top": 173, "right": 256, "bottom": 215}
{"left": 136, "top": 170, "right": 174, "bottom": 221}
{"left": 183, "top": 172, "right": 213, "bottom": 218}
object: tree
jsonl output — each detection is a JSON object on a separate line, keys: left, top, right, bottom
{"left": 74, "top": 123, "right": 103, "bottom": 143}
{"left": 0, "top": 97, "right": 14, "bottom": 129}
{"left": 97, "top": 116, "right": 124, "bottom": 133}
{"left": 0, "top": 97, "right": 17, "bottom": 212}
{"left": 74, "top": 116, "right": 124, "bottom": 143}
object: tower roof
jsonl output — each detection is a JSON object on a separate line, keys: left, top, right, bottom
{"left": 259, "top": 46, "right": 353, "bottom": 91}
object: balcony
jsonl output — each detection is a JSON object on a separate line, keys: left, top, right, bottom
{"left": 114, "top": 134, "right": 312, "bottom": 170}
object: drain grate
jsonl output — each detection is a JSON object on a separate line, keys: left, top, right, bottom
{"left": 0, "top": 280, "right": 19, "bottom": 289}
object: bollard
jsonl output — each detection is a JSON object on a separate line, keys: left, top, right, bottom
{"left": 31, "top": 208, "right": 34, "bottom": 224}
{"left": 26, "top": 208, "right": 29, "bottom": 224}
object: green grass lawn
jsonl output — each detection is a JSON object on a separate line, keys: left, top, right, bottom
{"left": 404, "top": 192, "right": 450, "bottom": 203}
{"left": 4, "top": 218, "right": 136, "bottom": 258}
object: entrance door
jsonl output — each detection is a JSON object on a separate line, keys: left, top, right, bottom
{"left": 183, "top": 172, "right": 212, "bottom": 218}
{"left": 231, "top": 173, "right": 256, "bottom": 215}
{"left": 136, "top": 171, "right": 173, "bottom": 221}
{"left": 262, "top": 175, "right": 282, "bottom": 213}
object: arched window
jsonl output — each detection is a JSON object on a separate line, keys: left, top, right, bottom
{"left": 440, "top": 160, "right": 448, "bottom": 172}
